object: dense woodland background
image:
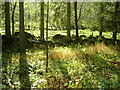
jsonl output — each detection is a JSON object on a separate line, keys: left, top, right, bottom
{"left": 1, "top": 1, "right": 120, "bottom": 89}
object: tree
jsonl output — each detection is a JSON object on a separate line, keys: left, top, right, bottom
{"left": 67, "top": 1, "right": 71, "bottom": 41}
{"left": 40, "top": 1, "right": 44, "bottom": 41}
{"left": 19, "top": 1, "right": 31, "bottom": 88}
{"left": 112, "top": 2, "right": 119, "bottom": 44}
{"left": 11, "top": 2, "right": 17, "bottom": 35}
{"left": 77, "top": 2, "right": 84, "bottom": 26}
{"left": 46, "top": 1, "right": 49, "bottom": 73}
{"left": 74, "top": 2, "right": 79, "bottom": 37}
{"left": 5, "top": 1, "right": 11, "bottom": 37}
{"left": 2, "top": 1, "right": 11, "bottom": 87}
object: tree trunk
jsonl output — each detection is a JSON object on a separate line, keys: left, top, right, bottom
{"left": 12, "top": 2, "right": 17, "bottom": 35}
{"left": 46, "top": 1, "right": 49, "bottom": 73}
{"left": 77, "top": 2, "right": 84, "bottom": 23}
{"left": 19, "top": 2, "right": 31, "bottom": 89}
{"left": 112, "top": 2, "right": 119, "bottom": 45}
{"left": 40, "top": 1, "right": 44, "bottom": 41}
{"left": 67, "top": 1, "right": 71, "bottom": 41}
{"left": 5, "top": 2, "right": 11, "bottom": 37}
{"left": 74, "top": 2, "right": 79, "bottom": 37}
{"left": 99, "top": 3, "right": 104, "bottom": 37}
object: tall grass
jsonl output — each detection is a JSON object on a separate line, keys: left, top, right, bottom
{"left": 48, "top": 43, "right": 118, "bottom": 61}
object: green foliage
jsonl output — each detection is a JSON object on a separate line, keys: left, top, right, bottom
{"left": 2, "top": 62, "right": 20, "bottom": 88}
{"left": 1, "top": 2, "right": 120, "bottom": 36}
{"left": 2, "top": 41, "right": 120, "bottom": 88}
{"left": 1, "top": 1, "right": 120, "bottom": 88}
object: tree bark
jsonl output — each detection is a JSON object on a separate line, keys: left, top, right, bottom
{"left": 19, "top": 2, "right": 31, "bottom": 89}
{"left": 12, "top": 2, "right": 17, "bottom": 35}
{"left": 5, "top": 1, "right": 11, "bottom": 37}
{"left": 74, "top": 2, "right": 79, "bottom": 37}
{"left": 46, "top": 1, "right": 49, "bottom": 73}
{"left": 77, "top": 2, "right": 84, "bottom": 23}
{"left": 40, "top": 1, "right": 44, "bottom": 41}
{"left": 67, "top": 1, "right": 71, "bottom": 41}
{"left": 112, "top": 2, "right": 119, "bottom": 45}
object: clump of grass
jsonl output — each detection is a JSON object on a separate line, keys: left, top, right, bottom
{"left": 84, "top": 43, "right": 117, "bottom": 56}
{"left": 26, "top": 49, "right": 46, "bottom": 62}
{"left": 48, "top": 47, "right": 84, "bottom": 60}
{"left": 49, "top": 47, "right": 75, "bottom": 60}
{"left": 48, "top": 43, "right": 118, "bottom": 61}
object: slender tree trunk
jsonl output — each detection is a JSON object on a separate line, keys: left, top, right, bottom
{"left": 77, "top": 2, "right": 84, "bottom": 23}
{"left": 74, "top": 2, "right": 79, "bottom": 37}
{"left": 12, "top": 2, "right": 17, "bottom": 35}
{"left": 40, "top": 1, "right": 44, "bottom": 41}
{"left": 99, "top": 2, "right": 104, "bottom": 37}
{"left": 19, "top": 2, "right": 31, "bottom": 89}
{"left": 67, "top": 1, "right": 71, "bottom": 41}
{"left": 46, "top": 1, "right": 49, "bottom": 73}
{"left": 112, "top": 2, "right": 119, "bottom": 45}
{"left": 5, "top": 1, "right": 11, "bottom": 37}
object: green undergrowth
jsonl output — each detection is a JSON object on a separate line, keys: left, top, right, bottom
{"left": 2, "top": 43, "right": 120, "bottom": 88}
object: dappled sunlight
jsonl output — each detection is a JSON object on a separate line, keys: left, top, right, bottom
{"left": 2, "top": 1, "right": 120, "bottom": 88}
{"left": 48, "top": 43, "right": 119, "bottom": 61}
{"left": 11, "top": 54, "right": 20, "bottom": 62}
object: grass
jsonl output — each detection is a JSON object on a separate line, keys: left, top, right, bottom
{"left": 2, "top": 29, "right": 120, "bottom": 88}
{"left": 46, "top": 43, "right": 120, "bottom": 88}
{"left": 3, "top": 42, "right": 120, "bottom": 88}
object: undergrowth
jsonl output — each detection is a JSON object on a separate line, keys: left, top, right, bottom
{"left": 2, "top": 43, "right": 120, "bottom": 88}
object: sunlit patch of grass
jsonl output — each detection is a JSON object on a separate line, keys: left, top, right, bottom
{"left": 49, "top": 47, "right": 74, "bottom": 60}
{"left": 48, "top": 47, "right": 85, "bottom": 60}
{"left": 11, "top": 48, "right": 46, "bottom": 63}
{"left": 26, "top": 49, "right": 46, "bottom": 62}
{"left": 48, "top": 43, "right": 119, "bottom": 62}
{"left": 84, "top": 43, "right": 118, "bottom": 56}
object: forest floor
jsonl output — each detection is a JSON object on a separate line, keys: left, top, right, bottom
{"left": 2, "top": 29, "right": 120, "bottom": 88}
